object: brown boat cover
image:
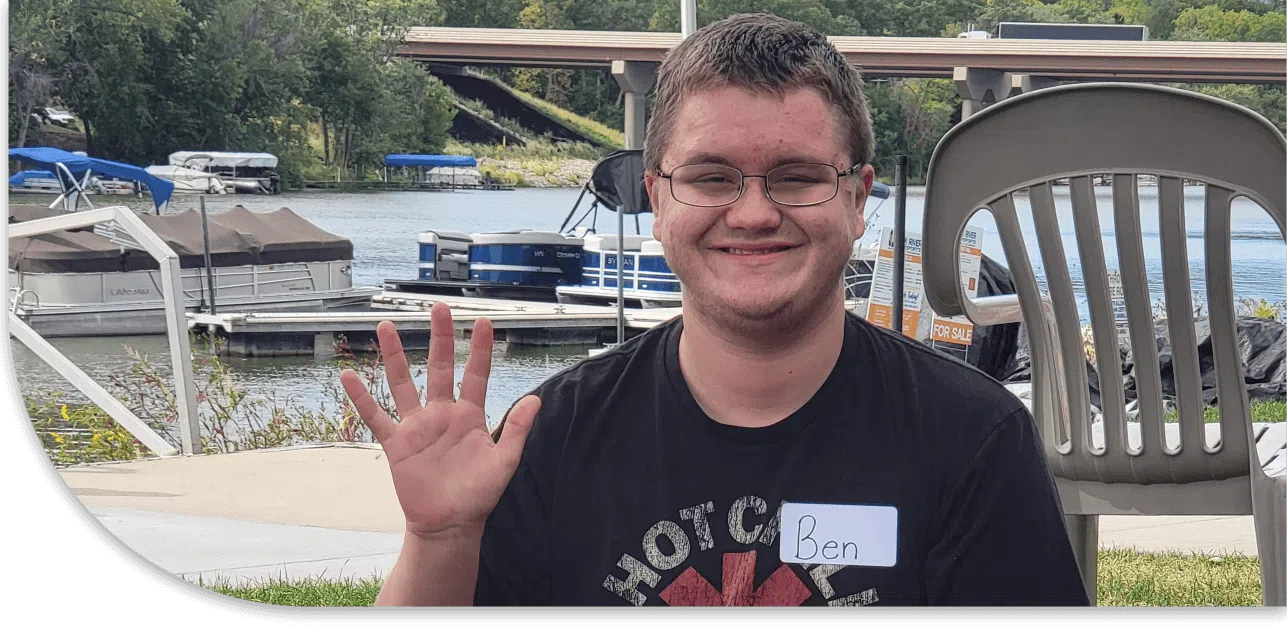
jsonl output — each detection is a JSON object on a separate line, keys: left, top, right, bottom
{"left": 8, "top": 205, "right": 352, "bottom": 273}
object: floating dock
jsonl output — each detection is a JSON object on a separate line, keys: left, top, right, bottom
{"left": 188, "top": 292, "right": 870, "bottom": 357}
{"left": 187, "top": 293, "right": 682, "bottom": 356}
{"left": 300, "top": 180, "right": 513, "bottom": 192}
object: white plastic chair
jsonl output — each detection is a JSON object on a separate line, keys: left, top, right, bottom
{"left": 921, "top": 83, "right": 1286, "bottom": 606}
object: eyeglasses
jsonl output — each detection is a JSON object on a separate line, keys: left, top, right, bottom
{"left": 657, "top": 162, "right": 862, "bottom": 208}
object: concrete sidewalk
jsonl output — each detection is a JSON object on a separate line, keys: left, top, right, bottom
{"left": 59, "top": 444, "right": 1268, "bottom": 587}
{"left": 89, "top": 506, "right": 401, "bottom": 586}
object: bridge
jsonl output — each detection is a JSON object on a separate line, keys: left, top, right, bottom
{"left": 397, "top": 27, "right": 1287, "bottom": 147}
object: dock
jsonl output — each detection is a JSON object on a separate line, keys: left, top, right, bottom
{"left": 300, "top": 180, "right": 513, "bottom": 192}
{"left": 188, "top": 292, "right": 871, "bottom": 356}
{"left": 188, "top": 292, "right": 683, "bottom": 356}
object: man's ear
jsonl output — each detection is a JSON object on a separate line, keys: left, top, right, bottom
{"left": 855, "top": 165, "right": 876, "bottom": 208}
{"left": 645, "top": 171, "right": 666, "bottom": 236}
{"left": 851, "top": 165, "right": 876, "bottom": 238}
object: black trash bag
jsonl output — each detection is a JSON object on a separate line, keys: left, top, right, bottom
{"left": 1130, "top": 315, "right": 1285, "bottom": 406}
{"left": 1007, "top": 314, "right": 1286, "bottom": 408}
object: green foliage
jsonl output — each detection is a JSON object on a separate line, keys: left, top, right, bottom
{"left": 865, "top": 79, "right": 958, "bottom": 182}
{"left": 25, "top": 336, "right": 415, "bottom": 465}
{"left": 8, "top": 0, "right": 458, "bottom": 186}
{"left": 11, "top": 0, "right": 1286, "bottom": 188}
{"left": 1171, "top": 4, "right": 1287, "bottom": 40}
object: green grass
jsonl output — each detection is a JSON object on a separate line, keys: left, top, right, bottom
{"left": 1097, "top": 549, "right": 1262, "bottom": 606}
{"left": 201, "top": 549, "right": 1265, "bottom": 606}
{"left": 1164, "top": 400, "right": 1285, "bottom": 423}
{"left": 199, "top": 575, "right": 383, "bottom": 607}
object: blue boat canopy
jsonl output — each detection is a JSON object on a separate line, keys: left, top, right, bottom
{"left": 384, "top": 154, "right": 478, "bottom": 168}
{"left": 8, "top": 169, "right": 57, "bottom": 186}
{"left": 8, "top": 147, "right": 176, "bottom": 211}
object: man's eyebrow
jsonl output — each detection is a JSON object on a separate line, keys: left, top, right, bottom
{"left": 670, "top": 152, "right": 838, "bottom": 169}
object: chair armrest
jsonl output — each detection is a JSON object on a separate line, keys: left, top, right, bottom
{"left": 965, "top": 294, "right": 1025, "bottom": 326}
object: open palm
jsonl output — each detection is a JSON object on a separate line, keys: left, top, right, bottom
{"left": 340, "top": 302, "right": 540, "bottom": 538}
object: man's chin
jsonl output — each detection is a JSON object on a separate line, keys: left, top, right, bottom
{"left": 690, "top": 289, "right": 800, "bottom": 324}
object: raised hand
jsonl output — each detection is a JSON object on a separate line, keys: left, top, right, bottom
{"left": 340, "top": 302, "right": 541, "bottom": 539}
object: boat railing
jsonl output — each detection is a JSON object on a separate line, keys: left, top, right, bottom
{"left": 9, "top": 287, "right": 39, "bottom": 314}
{"left": 8, "top": 206, "right": 200, "bottom": 457}
{"left": 177, "top": 269, "right": 320, "bottom": 300}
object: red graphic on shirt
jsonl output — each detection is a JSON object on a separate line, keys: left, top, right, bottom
{"left": 658, "top": 550, "right": 812, "bottom": 606}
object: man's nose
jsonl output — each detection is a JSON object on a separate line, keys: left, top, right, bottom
{"left": 723, "top": 176, "right": 782, "bottom": 232}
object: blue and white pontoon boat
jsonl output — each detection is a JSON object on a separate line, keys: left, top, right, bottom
{"left": 417, "top": 230, "right": 472, "bottom": 282}
{"left": 466, "top": 230, "right": 585, "bottom": 300}
{"left": 555, "top": 234, "right": 684, "bottom": 309}
{"left": 397, "top": 150, "right": 665, "bottom": 305}
{"left": 9, "top": 169, "right": 63, "bottom": 194}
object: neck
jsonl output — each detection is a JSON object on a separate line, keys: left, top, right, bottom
{"left": 677, "top": 292, "right": 848, "bottom": 428}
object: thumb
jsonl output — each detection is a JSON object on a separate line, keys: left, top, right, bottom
{"left": 496, "top": 394, "right": 541, "bottom": 473}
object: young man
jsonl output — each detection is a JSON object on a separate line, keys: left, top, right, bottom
{"left": 341, "top": 13, "right": 1088, "bottom": 607}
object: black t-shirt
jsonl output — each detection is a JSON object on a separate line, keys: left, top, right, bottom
{"left": 476, "top": 312, "right": 1088, "bottom": 606}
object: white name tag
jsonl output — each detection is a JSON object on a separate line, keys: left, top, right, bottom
{"left": 779, "top": 502, "right": 899, "bottom": 567}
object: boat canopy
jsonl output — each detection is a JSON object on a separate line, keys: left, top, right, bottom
{"left": 8, "top": 204, "right": 353, "bottom": 273}
{"left": 8, "top": 169, "right": 57, "bottom": 186}
{"left": 8, "top": 147, "right": 175, "bottom": 210}
{"left": 384, "top": 154, "right": 478, "bottom": 168}
{"left": 169, "top": 151, "right": 279, "bottom": 169}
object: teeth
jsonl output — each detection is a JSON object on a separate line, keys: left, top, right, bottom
{"left": 727, "top": 248, "right": 782, "bottom": 255}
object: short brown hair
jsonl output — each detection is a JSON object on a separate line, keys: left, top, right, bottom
{"left": 643, "top": 13, "right": 876, "bottom": 173}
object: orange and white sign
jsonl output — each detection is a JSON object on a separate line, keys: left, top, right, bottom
{"left": 930, "top": 226, "right": 984, "bottom": 346}
{"left": 866, "top": 227, "right": 923, "bottom": 338}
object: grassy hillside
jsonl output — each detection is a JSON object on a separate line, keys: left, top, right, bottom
{"left": 499, "top": 81, "right": 625, "bottom": 149}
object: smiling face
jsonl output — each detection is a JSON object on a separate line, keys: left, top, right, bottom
{"left": 645, "top": 85, "right": 875, "bottom": 334}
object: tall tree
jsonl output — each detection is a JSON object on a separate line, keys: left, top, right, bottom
{"left": 9, "top": 0, "right": 62, "bottom": 148}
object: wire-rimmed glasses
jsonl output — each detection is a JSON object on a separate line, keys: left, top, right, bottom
{"left": 657, "top": 162, "right": 861, "bottom": 207}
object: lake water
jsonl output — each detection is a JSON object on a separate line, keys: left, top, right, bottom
{"left": 8, "top": 185, "right": 1284, "bottom": 437}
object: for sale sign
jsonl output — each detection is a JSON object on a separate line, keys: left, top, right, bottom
{"left": 930, "top": 227, "right": 984, "bottom": 346}
{"left": 865, "top": 227, "right": 923, "bottom": 338}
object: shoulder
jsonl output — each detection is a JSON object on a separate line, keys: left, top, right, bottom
{"left": 490, "top": 316, "right": 676, "bottom": 445}
{"left": 843, "top": 312, "right": 1027, "bottom": 440}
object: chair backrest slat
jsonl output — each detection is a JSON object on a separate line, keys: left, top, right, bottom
{"left": 1068, "top": 176, "right": 1133, "bottom": 459}
{"left": 1029, "top": 182, "right": 1094, "bottom": 457}
{"left": 1157, "top": 176, "right": 1208, "bottom": 456}
{"left": 1203, "top": 184, "right": 1252, "bottom": 470}
{"left": 990, "top": 193, "right": 1071, "bottom": 453}
{"left": 1111, "top": 176, "right": 1168, "bottom": 456}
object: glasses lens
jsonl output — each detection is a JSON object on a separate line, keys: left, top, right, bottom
{"left": 766, "top": 164, "right": 839, "bottom": 206}
{"left": 670, "top": 164, "right": 742, "bottom": 206}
